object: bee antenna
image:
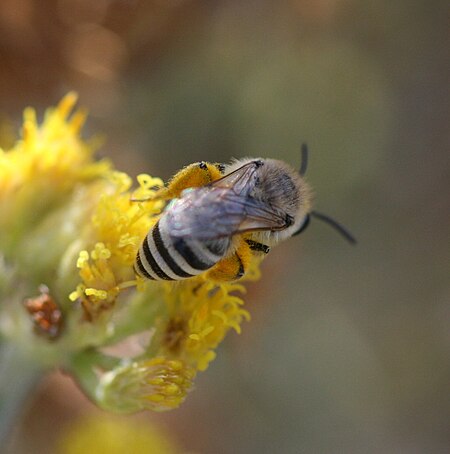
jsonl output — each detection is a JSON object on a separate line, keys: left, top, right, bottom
{"left": 299, "top": 143, "right": 309, "bottom": 176}
{"left": 311, "top": 210, "right": 357, "bottom": 245}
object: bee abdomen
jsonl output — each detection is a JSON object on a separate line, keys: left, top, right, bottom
{"left": 134, "top": 219, "right": 228, "bottom": 281}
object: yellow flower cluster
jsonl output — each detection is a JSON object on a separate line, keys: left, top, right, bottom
{"left": 0, "top": 94, "right": 263, "bottom": 413}
{"left": 0, "top": 93, "right": 108, "bottom": 240}
{"left": 69, "top": 171, "right": 163, "bottom": 318}
{"left": 156, "top": 274, "right": 258, "bottom": 372}
{"left": 98, "top": 357, "right": 196, "bottom": 413}
{"left": 0, "top": 93, "right": 96, "bottom": 191}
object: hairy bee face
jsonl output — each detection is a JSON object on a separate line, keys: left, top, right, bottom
{"left": 225, "top": 158, "right": 312, "bottom": 245}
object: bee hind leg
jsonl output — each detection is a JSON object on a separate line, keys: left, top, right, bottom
{"left": 131, "top": 161, "right": 225, "bottom": 202}
{"left": 206, "top": 241, "right": 252, "bottom": 282}
{"left": 206, "top": 254, "right": 245, "bottom": 281}
{"left": 164, "top": 161, "right": 224, "bottom": 198}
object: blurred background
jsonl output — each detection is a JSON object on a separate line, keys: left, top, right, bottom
{"left": 1, "top": 0, "right": 449, "bottom": 452}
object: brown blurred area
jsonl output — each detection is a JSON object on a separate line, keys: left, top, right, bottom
{"left": 2, "top": 0, "right": 449, "bottom": 453}
{"left": 0, "top": 0, "right": 201, "bottom": 108}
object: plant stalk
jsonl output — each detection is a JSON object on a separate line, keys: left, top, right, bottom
{"left": 0, "top": 341, "right": 44, "bottom": 449}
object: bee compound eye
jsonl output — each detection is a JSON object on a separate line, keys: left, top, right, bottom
{"left": 292, "top": 214, "right": 310, "bottom": 236}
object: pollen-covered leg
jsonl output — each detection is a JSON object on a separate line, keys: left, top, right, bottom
{"left": 206, "top": 240, "right": 253, "bottom": 281}
{"left": 206, "top": 254, "right": 245, "bottom": 281}
{"left": 164, "top": 161, "right": 224, "bottom": 199}
{"left": 131, "top": 161, "right": 224, "bottom": 202}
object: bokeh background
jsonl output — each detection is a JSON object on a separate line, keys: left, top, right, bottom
{"left": 1, "top": 0, "right": 449, "bottom": 452}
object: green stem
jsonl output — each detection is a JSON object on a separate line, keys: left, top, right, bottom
{"left": 69, "top": 350, "right": 103, "bottom": 402}
{"left": 0, "top": 341, "right": 45, "bottom": 447}
{"left": 103, "top": 291, "right": 164, "bottom": 346}
{"left": 68, "top": 350, "right": 120, "bottom": 403}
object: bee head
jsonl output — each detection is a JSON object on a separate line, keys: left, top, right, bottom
{"left": 248, "top": 155, "right": 312, "bottom": 245}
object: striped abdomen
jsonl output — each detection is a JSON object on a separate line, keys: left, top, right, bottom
{"left": 134, "top": 217, "right": 230, "bottom": 281}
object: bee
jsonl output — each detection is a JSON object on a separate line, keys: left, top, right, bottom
{"left": 134, "top": 145, "right": 355, "bottom": 282}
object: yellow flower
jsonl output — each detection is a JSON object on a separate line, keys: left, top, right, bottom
{"left": 0, "top": 93, "right": 109, "bottom": 246}
{"left": 156, "top": 277, "right": 254, "bottom": 372}
{"left": 69, "top": 170, "right": 163, "bottom": 319}
{"left": 97, "top": 357, "right": 196, "bottom": 412}
{"left": 0, "top": 94, "right": 263, "bottom": 415}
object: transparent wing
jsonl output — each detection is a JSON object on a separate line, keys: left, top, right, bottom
{"left": 166, "top": 186, "right": 289, "bottom": 240}
{"left": 208, "top": 160, "right": 262, "bottom": 195}
{"left": 226, "top": 192, "right": 289, "bottom": 233}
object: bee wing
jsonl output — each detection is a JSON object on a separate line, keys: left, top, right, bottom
{"left": 209, "top": 160, "right": 261, "bottom": 195}
{"left": 166, "top": 186, "right": 289, "bottom": 240}
{"left": 220, "top": 190, "right": 289, "bottom": 234}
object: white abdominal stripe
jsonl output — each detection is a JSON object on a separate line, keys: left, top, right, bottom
{"left": 134, "top": 219, "right": 227, "bottom": 281}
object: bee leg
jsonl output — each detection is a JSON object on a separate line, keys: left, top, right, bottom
{"left": 235, "top": 254, "right": 245, "bottom": 279}
{"left": 206, "top": 254, "right": 245, "bottom": 281}
{"left": 206, "top": 241, "right": 252, "bottom": 282}
{"left": 164, "top": 161, "right": 224, "bottom": 198}
{"left": 245, "top": 239, "right": 270, "bottom": 254}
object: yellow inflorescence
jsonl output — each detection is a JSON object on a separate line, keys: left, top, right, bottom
{"left": 165, "top": 281, "right": 249, "bottom": 371}
{"left": 0, "top": 92, "right": 114, "bottom": 263}
{"left": 157, "top": 261, "right": 261, "bottom": 372}
{"left": 69, "top": 171, "right": 163, "bottom": 318}
{"left": 0, "top": 94, "right": 264, "bottom": 414}
{"left": 98, "top": 357, "right": 196, "bottom": 413}
{"left": 0, "top": 92, "right": 108, "bottom": 200}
